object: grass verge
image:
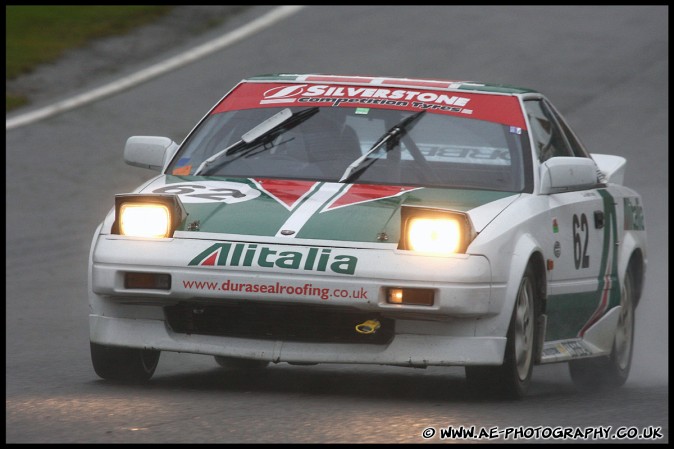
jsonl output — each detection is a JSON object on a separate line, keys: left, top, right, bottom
{"left": 6, "top": 5, "right": 173, "bottom": 112}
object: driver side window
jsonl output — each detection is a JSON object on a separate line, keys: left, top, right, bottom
{"left": 524, "top": 100, "right": 573, "bottom": 162}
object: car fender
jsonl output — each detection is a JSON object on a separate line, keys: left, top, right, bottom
{"left": 477, "top": 231, "right": 545, "bottom": 339}
{"left": 617, "top": 230, "right": 647, "bottom": 304}
{"left": 88, "top": 222, "right": 104, "bottom": 314}
{"left": 609, "top": 184, "right": 647, "bottom": 304}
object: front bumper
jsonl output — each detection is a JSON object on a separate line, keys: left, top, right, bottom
{"left": 89, "top": 234, "right": 509, "bottom": 366}
{"left": 89, "top": 315, "right": 506, "bottom": 366}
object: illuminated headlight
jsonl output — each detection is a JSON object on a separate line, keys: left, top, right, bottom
{"left": 120, "top": 203, "right": 170, "bottom": 237}
{"left": 399, "top": 207, "right": 475, "bottom": 254}
{"left": 112, "top": 194, "right": 186, "bottom": 238}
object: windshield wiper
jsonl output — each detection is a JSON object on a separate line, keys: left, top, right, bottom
{"left": 194, "top": 107, "right": 319, "bottom": 175}
{"left": 338, "top": 110, "right": 426, "bottom": 183}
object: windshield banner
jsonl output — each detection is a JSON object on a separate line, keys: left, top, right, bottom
{"left": 212, "top": 82, "right": 527, "bottom": 129}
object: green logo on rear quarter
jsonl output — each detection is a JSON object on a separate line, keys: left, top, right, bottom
{"left": 624, "top": 197, "right": 645, "bottom": 230}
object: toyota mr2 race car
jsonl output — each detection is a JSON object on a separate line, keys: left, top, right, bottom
{"left": 88, "top": 74, "right": 647, "bottom": 398}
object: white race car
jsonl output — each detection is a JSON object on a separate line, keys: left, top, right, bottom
{"left": 89, "top": 74, "right": 647, "bottom": 398}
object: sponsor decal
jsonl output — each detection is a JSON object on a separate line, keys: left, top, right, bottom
{"left": 543, "top": 340, "right": 593, "bottom": 358}
{"left": 212, "top": 83, "right": 528, "bottom": 128}
{"left": 557, "top": 340, "right": 593, "bottom": 358}
{"left": 181, "top": 278, "right": 369, "bottom": 301}
{"left": 151, "top": 181, "right": 260, "bottom": 204}
{"left": 172, "top": 157, "right": 192, "bottom": 175}
{"left": 262, "top": 84, "right": 472, "bottom": 109}
{"left": 553, "top": 241, "right": 561, "bottom": 258}
{"left": 172, "top": 165, "right": 191, "bottom": 175}
{"left": 509, "top": 126, "right": 522, "bottom": 135}
{"left": 552, "top": 217, "right": 559, "bottom": 233}
{"left": 624, "top": 197, "right": 645, "bottom": 230}
{"left": 410, "top": 143, "right": 511, "bottom": 166}
{"left": 189, "top": 242, "right": 359, "bottom": 275}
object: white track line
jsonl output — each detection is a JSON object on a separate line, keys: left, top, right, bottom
{"left": 6, "top": 5, "right": 305, "bottom": 131}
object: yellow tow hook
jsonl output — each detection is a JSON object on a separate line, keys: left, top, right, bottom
{"left": 355, "top": 319, "right": 381, "bottom": 335}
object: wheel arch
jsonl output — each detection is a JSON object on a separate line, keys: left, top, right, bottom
{"left": 527, "top": 250, "right": 547, "bottom": 314}
{"left": 479, "top": 233, "right": 547, "bottom": 338}
{"left": 626, "top": 248, "right": 645, "bottom": 307}
{"left": 502, "top": 236, "right": 548, "bottom": 364}
{"left": 504, "top": 235, "right": 547, "bottom": 314}
{"left": 618, "top": 232, "right": 646, "bottom": 308}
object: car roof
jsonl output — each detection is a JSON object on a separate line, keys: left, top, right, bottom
{"left": 244, "top": 73, "right": 539, "bottom": 96}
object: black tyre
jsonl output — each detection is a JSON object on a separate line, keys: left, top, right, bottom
{"left": 569, "top": 266, "right": 636, "bottom": 391}
{"left": 90, "top": 342, "right": 160, "bottom": 383}
{"left": 214, "top": 356, "right": 269, "bottom": 370}
{"left": 466, "top": 264, "right": 538, "bottom": 399}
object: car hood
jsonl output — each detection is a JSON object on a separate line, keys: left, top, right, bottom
{"left": 130, "top": 176, "right": 521, "bottom": 244}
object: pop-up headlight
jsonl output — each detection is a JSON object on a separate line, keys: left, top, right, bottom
{"left": 112, "top": 194, "right": 186, "bottom": 238}
{"left": 399, "top": 206, "right": 475, "bottom": 255}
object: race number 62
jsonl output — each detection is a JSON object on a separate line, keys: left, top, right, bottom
{"left": 572, "top": 213, "right": 590, "bottom": 269}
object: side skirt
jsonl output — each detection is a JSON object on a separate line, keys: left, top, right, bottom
{"left": 539, "top": 307, "right": 621, "bottom": 364}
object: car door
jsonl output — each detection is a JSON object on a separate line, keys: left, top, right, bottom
{"left": 524, "top": 99, "right": 620, "bottom": 344}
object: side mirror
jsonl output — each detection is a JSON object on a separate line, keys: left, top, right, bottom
{"left": 539, "top": 157, "right": 599, "bottom": 195}
{"left": 124, "top": 136, "right": 178, "bottom": 171}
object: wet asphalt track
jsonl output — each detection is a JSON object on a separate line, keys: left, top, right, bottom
{"left": 6, "top": 5, "right": 668, "bottom": 443}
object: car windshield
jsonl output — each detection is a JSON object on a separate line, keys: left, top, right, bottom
{"left": 168, "top": 103, "right": 530, "bottom": 192}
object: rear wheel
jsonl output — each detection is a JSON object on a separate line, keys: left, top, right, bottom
{"left": 214, "top": 356, "right": 269, "bottom": 370}
{"left": 466, "top": 264, "right": 538, "bottom": 399}
{"left": 90, "top": 342, "right": 160, "bottom": 383}
{"left": 569, "top": 266, "right": 635, "bottom": 391}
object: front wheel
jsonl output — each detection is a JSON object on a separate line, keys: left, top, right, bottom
{"left": 90, "top": 342, "right": 160, "bottom": 383}
{"left": 466, "top": 264, "right": 538, "bottom": 400}
{"left": 569, "top": 267, "right": 636, "bottom": 391}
